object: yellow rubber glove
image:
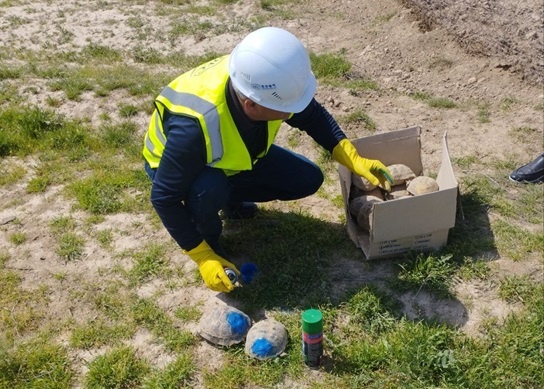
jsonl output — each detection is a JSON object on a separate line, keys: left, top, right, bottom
{"left": 332, "top": 139, "right": 394, "bottom": 191}
{"left": 186, "top": 241, "right": 240, "bottom": 292}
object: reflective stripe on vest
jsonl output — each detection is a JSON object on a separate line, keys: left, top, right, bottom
{"left": 142, "top": 55, "right": 285, "bottom": 172}
{"left": 160, "top": 87, "right": 223, "bottom": 164}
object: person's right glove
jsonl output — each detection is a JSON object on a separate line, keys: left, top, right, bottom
{"left": 186, "top": 240, "right": 240, "bottom": 293}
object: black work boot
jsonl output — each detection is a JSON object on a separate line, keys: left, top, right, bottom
{"left": 221, "top": 201, "right": 258, "bottom": 220}
{"left": 509, "top": 153, "right": 544, "bottom": 184}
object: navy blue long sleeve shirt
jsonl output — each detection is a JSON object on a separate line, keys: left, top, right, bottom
{"left": 149, "top": 80, "right": 346, "bottom": 252}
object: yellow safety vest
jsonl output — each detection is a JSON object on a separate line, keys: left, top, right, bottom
{"left": 143, "top": 55, "right": 284, "bottom": 176}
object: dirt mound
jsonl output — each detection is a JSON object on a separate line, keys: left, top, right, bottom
{"left": 401, "top": 0, "right": 544, "bottom": 85}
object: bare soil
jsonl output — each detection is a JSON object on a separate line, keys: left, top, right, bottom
{"left": 0, "top": 0, "right": 543, "bottom": 386}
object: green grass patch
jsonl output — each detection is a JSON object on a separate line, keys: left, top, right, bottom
{"left": 82, "top": 43, "right": 123, "bottom": 63}
{"left": 452, "top": 155, "right": 477, "bottom": 169}
{"left": 118, "top": 103, "right": 140, "bottom": 118}
{"left": 309, "top": 52, "right": 378, "bottom": 91}
{"left": 0, "top": 164, "right": 26, "bottom": 187}
{"left": 0, "top": 338, "right": 73, "bottom": 388}
{"left": 56, "top": 232, "right": 85, "bottom": 261}
{"left": 492, "top": 219, "right": 543, "bottom": 261}
{"left": 310, "top": 52, "right": 351, "bottom": 79}
{"left": 9, "top": 231, "right": 26, "bottom": 245}
{"left": 99, "top": 120, "right": 141, "bottom": 155}
{"left": 94, "top": 229, "right": 114, "bottom": 248}
{"left": 48, "top": 64, "right": 171, "bottom": 100}
{"left": 70, "top": 319, "right": 134, "bottom": 349}
{"left": 455, "top": 257, "right": 491, "bottom": 281}
{"left": 0, "top": 65, "right": 23, "bottom": 80}
{"left": 84, "top": 346, "right": 150, "bottom": 389}
{"left": 66, "top": 167, "right": 148, "bottom": 215}
{"left": 396, "top": 253, "right": 455, "bottom": 297}
{"left": 129, "top": 243, "right": 170, "bottom": 284}
{"left": 499, "top": 275, "right": 538, "bottom": 303}
{"left": 0, "top": 105, "right": 94, "bottom": 160}
{"left": 143, "top": 353, "right": 196, "bottom": 388}
{"left": 50, "top": 216, "right": 77, "bottom": 235}
{"left": 0, "top": 271, "right": 48, "bottom": 342}
{"left": 412, "top": 91, "right": 457, "bottom": 109}
{"left": 174, "top": 305, "right": 201, "bottom": 322}
{"left": 132, "top": 298, "right": 196, "bottom": 353}
{"left": 340, "top": 109, "right": 376, "bottom": 131}
{"left": 0, "top": 251, "right": 9, "bottom": 267}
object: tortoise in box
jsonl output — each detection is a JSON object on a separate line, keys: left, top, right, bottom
{"left": 407, "top": 176, "right": 439, "bottom": 195}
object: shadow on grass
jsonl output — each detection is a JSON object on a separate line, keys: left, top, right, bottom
{"left": 447, "top": 190, "right": 498, "bottom": 260}
{"left": 218, "top": 209, "right": 349, "bottom": 313}
{"left": 217, "top": 189, "right": 497, "bottom": 330}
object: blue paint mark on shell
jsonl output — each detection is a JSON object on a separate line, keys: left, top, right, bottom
{"left": 251, "top": 338, "right": 274, "bottom": 357}
{"left": 244, "top": 319, "right": 288, "bottom": 360}
{"left": 227, "top": 312, "right": 250, "bottom": 335}
{"left": 198, "top": 305, "right": 251, "bottom": 346}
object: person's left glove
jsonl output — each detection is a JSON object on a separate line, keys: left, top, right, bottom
{"left": 185, "top": 240, "right": 240, "bottom": 293}
{"left": 332, "top": 138, "right": 393, "bottom": 191}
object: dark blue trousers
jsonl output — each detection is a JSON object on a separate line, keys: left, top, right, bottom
{"left": 146, "top": 144, "right": 324, "bottom": 247}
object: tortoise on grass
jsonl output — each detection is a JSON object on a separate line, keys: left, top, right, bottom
{"left": 245, "top": 319, "right": 288, "bottom": 360}
{"left": 198, "top": 304, "right": 251, "bottom": 347}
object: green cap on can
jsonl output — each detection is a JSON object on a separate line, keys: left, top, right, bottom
{"left": 302, "top": 309, "right": 323, "bottom": 334}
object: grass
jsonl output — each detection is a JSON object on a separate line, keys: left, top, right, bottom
{"left": 84, "top": 346, "right": 150, "bottom": 389}
{"left": 9, "top": 231, "right": 26, "bottom": 245}
{"left": 0, "top": 339, "right": 73, "bottom": 388}
{"left": 70, "top": 320, "right": 134, "bottom": 349}
{"left": 56, "top": 232, "right": 85, "bottom": 261}
{"left": 0, "top": 1, "right": 543, "bottom": 388}
{"left": 310, "top": 52, "right": 379, "bottom": 91}
{"left": 412, "top": 91, "right": 457, "bottom": 109}
{"left": 396, "top": 253, "right": 455, "bottom": 298}
{"left": 129, "top": 243, "right": 171, "bottom": 284}
{"left": 339, "top": 109, "right": 377, "bottom": 131}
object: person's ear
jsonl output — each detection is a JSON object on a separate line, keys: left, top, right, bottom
{"left": 242, "top": 98, "right": 257, "bottom": 111}
{"left": 242, "top": 98, "right": 260, "bottom": 119}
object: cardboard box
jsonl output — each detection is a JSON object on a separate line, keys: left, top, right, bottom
{"left": 339, "top": 126, "right": 458, "bottom": 260}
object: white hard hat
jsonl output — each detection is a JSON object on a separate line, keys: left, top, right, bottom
{"left": 229, "top": 27, "right": 317, "bottom": 113}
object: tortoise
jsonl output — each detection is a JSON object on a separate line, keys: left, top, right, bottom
{"left": 198, "top": 304, "right": 251, "bottom": 346}
{"left": 349, "top": 188, "right": 383, "bottom": 231}
{"left": 385, "top": 186, "right": 411, "bottom": 200}
{"left": 387, "top": 164, "right": 417, "bottom": 186}
{"left": 407, "top": 176, "right": 439, "bottom": 195}
{"left": 245, "top": 319, "right": 288, "bottom": 360}
{"left": 351, "top": 172, "right": 377, "bottom": 192}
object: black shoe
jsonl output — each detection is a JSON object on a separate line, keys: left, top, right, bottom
{"left": 509, "top": 153, "right": 544, "bottom": 184}
{"left": 222, "top": 202, "right": 258, "bottom": 220}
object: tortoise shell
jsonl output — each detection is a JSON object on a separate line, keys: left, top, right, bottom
{"left": 407, "top": 176, "right": 439, "bottom": 195}
{"left": 245, "top": 319, "right": 288, "bottom": 360}
{"left": 387, "top": 164, "right": 417, "bottom": 186}
{"left": 198, "top": 304, "right": 251, "bottom": 346}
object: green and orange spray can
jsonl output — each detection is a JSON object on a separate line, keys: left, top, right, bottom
{"left": 302, "top": 309, "right": 323, "bottom": 368}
